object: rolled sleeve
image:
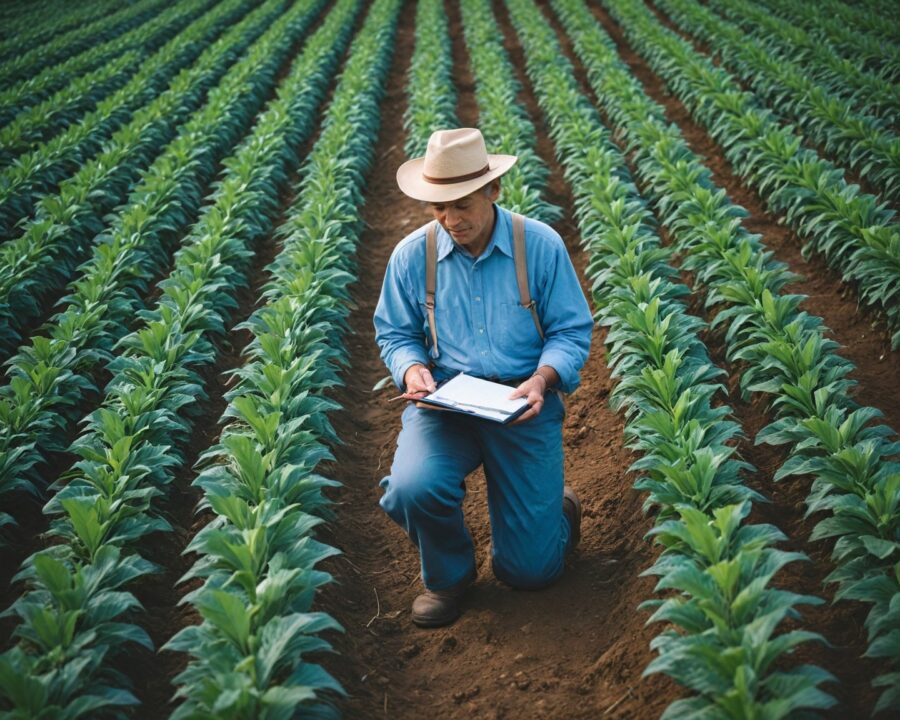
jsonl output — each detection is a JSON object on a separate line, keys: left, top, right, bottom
{"left": 374, "top": 243, "right": 429, "bottom": 390}
{"left": 535, "top": 237, "right": 593, "bottom": 393}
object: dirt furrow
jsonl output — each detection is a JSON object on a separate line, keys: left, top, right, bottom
{"left": 316, "top": 1, "right": 677, "bottom": 717}
{"left": 446, "top": 0, "right": 479, "bottom": 127}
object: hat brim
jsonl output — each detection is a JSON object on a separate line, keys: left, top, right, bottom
{"left": 396, "top": 154, "right": 518, "bottom": 202}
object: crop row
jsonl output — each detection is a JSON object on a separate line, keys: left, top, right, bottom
{"left": 460, "top": 0, "right": 559, "bottom": 223}
{"left": 0, "top": 0, "right": 352, "bottom": 714}
{"left": 0, "top": 0, "right": 65, "bottom": 40}
{"left": 403, "top": 0, "right": 458, "bottom": 158}
{"left": 0, "top": 0, "right": 168, "bottom": 88}
{"left": 504, "top": 0, "right": 835, "bottom": 715}
{"left": 705, "top": 0, "right": 900, "bottom": 124}
{"left": 0, "top": 0, "right": 318, "bottom": 541}
{"left": 0, "top": 0, "right": 255, "bottom": 234}
{"left": 0, "top": 0, "right": 218, "bottom": 166}
{"left": 561, "top": 0, "right": 900, "bottom": 711}
{"left": 657, "top": 0, "right": 900, "bottom": 205}
{"left": 597, "top": 0, "right": 900, "bottom": 350}
{"left": 167, "top": 0, "right": 405, "bottom": 711}
{"left": 0, "top": 0, "right": 264, "bottom": 355}
{"left": 803, "top": 0, "right": 899, "bottom": 45}
{"left": 0, "top": 50, "right": 144, "bottom": 167}
{"left": 0, "top": 0, "right": 122, "bottom": 65}
{"left": 0, "top": 0, "right": 207, "bottom": 128}
{"left": 753, "top": 0, "right": 900, "bottom": 81}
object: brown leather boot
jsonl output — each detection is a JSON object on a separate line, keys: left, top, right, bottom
{"left": 563, "top": 486, "right": 582, "bottom": 552}
{"left": 411, "top": 569, "right": 476, "bottom": 628}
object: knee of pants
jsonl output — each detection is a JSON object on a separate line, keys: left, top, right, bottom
{"left": 379, "top": 460, "right": 463, "bottom": 520}
{"left": 491, "top": 553, "right": 563, "bottom": 591}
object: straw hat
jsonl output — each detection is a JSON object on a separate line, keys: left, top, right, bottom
{"left": 396, "top": 128, "right": 517, "bottom": 202}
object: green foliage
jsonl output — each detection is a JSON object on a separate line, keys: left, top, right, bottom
{"left": 403, "top": 0, "right": 458, "bottom": 157}
{"left": 504, "top": 0, "right": 833, "bottom": 714}
{"left": 706, "top": 0, "right": 900, "bottom": 125}
{"left": 558, "top": 0, "right": 900, "bottom": 707}
{"left": 598, "top": 0, "right": 900, "bottom": 348}
{"left": 657, "top": 0, "right": 900, "bottom": 204}
{"left": 0, "top": 0, "right": 348, "bottom": 715}
{"left": 460, "top": 0, "right": 560, "bottom": 223}
{"left": 0, "top": 0, "right": 168, "bottom": 87}
{"left": 164, "top": 0, "right": 390, "bottom": 715}
{"left": 0, "top": 0, "right": 309, "bottom": 539}
{"left": 0, "top": 0, "right": 268, "bottom": 342}
{"left": 753, "top": 0, "right": 900, "bottom": 79}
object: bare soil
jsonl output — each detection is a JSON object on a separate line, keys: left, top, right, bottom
{"left": 316, "top": 1, "right": 676, "bottom": 718}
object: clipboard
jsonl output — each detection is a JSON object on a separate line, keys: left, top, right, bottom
{"left": 415, "top": 373, "right": 530, "bottom": 424}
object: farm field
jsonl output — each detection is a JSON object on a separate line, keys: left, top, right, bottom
{"left": 0, "top": 0, "right": 897, "bottom": 718}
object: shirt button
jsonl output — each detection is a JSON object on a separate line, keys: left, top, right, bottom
{"left": 475, "top": 296, "right": 481, "bottom": 302}
{"left": 481, "top": 351, "right": 487, "bottom": 356}
{"left": 479, "top": 328, "right": 484, "bottom": 333}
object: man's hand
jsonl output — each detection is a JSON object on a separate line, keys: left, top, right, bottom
{"left": 508, "top": 366, "right": 559, "bottom": 424}
{"left": 507, "top": 374, "right": 545, "bottom": 425}
{"left": 402, "top": 363, "right": 437, "bottom": 400}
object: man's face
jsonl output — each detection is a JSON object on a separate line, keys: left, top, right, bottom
{"left": 427, "top": 181, "right": 500, "bottom": 250}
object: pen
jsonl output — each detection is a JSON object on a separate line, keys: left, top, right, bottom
{"left": 387, "top": 393, "right": 430, "bottom": 402}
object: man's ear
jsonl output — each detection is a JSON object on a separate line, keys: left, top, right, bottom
{"left": 485, "top": 179, "right": 501, "bottom": 201}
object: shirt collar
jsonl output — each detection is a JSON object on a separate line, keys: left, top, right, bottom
{"left": 435, "top": 205, "right": 514, "bottom": 261}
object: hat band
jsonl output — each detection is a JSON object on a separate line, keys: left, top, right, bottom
{"left": 422, "top": 164, "right": 490, "bottom": 185}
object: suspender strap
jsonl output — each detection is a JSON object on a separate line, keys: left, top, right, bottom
{"left": 425, "top": 220, "right": 440, "bottom": 357}
{"left": 512, "top": 212, "right": 544, "bottom": 340}
{"left": 424, "top": 213, "right": 543, "bottom": 357}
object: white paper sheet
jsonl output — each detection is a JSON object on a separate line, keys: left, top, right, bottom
{"left": 424, "top": 373, "right": 529, "bottom": 423}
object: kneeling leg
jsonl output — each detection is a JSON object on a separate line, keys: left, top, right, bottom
{"left": 380, "top": 405, "right": 481, "bottom": 590}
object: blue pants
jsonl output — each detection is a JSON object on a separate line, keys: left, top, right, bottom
{"left": 379, "top": 391, "right": 572, "bottom": 591}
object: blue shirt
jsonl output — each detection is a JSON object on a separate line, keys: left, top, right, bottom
{"left": 374, "top": 205, "right": 593, "bottom": 393}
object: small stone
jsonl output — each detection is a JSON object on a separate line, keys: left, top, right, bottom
{"left": 399, "top": 643, "right": 421, "bottom": 660}
{"left": 439, "top": 635, "right": 457, "bottom": 653}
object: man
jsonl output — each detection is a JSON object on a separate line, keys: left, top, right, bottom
{"left": 374, "top": 128, "right": 593, "bottom": 627}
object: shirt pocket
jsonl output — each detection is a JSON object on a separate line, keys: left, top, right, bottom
{"left": 496, "top": 301, "right": 542, "bottom": 356}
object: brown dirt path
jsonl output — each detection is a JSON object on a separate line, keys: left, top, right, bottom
{"left": 315, "top": 0, "right": 679, "bottom": 717}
